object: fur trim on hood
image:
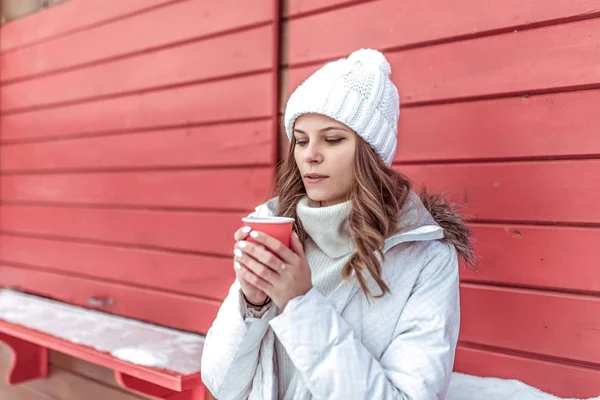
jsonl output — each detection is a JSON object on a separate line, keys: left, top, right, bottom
{"left": 418, "top": 188, "right": 476, "bottom": 268}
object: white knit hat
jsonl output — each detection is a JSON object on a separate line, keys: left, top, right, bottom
{"left": 284, "top": 48, "right": 400, "bottom": 166}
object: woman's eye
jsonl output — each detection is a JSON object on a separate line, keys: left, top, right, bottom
{"left": 295, "top": 140, "right": 308, "bottom": 147}
{"left": 326, "top": 138, "right": 344, "bottom": 144}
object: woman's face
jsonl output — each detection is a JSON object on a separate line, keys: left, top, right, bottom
{"left": 293, "top": 113, "right": 356, "bottom": 207}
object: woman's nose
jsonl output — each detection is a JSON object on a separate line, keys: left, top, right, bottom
{"left": 304, "top": 142, "right": 323, "bottom": 164}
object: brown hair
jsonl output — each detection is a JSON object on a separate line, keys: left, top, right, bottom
{"left": 273, "top": 137, "right": 411, "bottom": 299}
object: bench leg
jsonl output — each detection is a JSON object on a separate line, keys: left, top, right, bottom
{"left": 0, "top": 332, "right": 48, "bottom": 384}
{"left": 115, "top": 371, "right": 206, "bottom": 400}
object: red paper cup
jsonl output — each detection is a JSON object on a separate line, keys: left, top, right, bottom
{"left": 241, "top": 216, "right": 295, "bottom": 248}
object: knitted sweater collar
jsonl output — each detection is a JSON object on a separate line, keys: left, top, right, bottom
{"left": 296, "top": 196, "right": 354, "bottom": 259}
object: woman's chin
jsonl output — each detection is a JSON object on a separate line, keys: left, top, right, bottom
{"left": 305, "top": 190, "right": 345, "bottom": 206}
{"left": 305, "top": 188, "right": 329, "bottom": 202}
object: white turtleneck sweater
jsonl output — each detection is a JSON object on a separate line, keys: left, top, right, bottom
{"left": 275, "top": 197, "right": 354, "bottom": 399}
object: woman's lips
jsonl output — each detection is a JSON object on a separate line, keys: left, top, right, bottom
{"left": 305, "top": 177, "right": 327, "bottom": 184}
{"left": 304, "top": 174, "right": 328, "bottom": 184}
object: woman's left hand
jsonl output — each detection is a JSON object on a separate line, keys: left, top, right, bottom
{"left": 234, "top": 230, "right": 312, "bottom": 310}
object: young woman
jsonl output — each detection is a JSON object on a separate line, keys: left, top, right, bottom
{"left": 201, "top": 48, "right": 474, "bottom": 400}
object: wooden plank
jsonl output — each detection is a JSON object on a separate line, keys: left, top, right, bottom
{"left": 400, "top": 160, "right": 600, "bottom": 224}
{"left": 395, "top": 89, "right": 600, "bottom": 163}
{"left": 286, "top": 0, "right": 372, "bottom": 17}
{"left": 462, "top": 224, "right": 600, "bottom": 293}
{"left": 0, "top": 235, "right": 234, "bottom": 299}
{"left": 289, "top": 17, "right": 600, "bottom": 104}
{"left": 1, "top": 26, "right": 274, "bottom": 111}
{"left": 0, "top": 0, "right": 177, "bottom": 52}
{"left": 460, "top": 284, "right": 600, "bottom": 366}
{"left": 0, "top": 167, "right": 274, "bottom": 211}
{"left": 0, "top": 0, "right": 275, "bottom": 82}
{"left": 25, "top": 364, "right": 146, "bottom": 400}
{"left": 287, "top": 0, "right": 600, "bottom": 65}
{"left": 0, "top": 265, "right": 221, "bottom": 334}
{"left": 0, "top": 205, "right": 244, "bottom": 256}
{"left": 1, "top": 73, "right": 273, "bottom": 142}
{"left": 1, "top": 120, "right": 273, "bottom": 172}
{"left": 50, "top": 351, "right": 126, "bottom": 392}
{"left": 0, "top": 385, "right": 52, "bottom": 400}
{"left": 455, "top": 345, "right": 600, "bottom": 399}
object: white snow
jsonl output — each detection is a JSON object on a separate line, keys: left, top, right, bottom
{"left": 448, "top": 372, "right": 600, "bottom": 400}
{"left": 0, "top": 288, "right": 204, "bottom": 375}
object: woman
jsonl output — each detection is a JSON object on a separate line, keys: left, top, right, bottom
{"left": 201, "top": 48, "right": 475, "bottom": 400}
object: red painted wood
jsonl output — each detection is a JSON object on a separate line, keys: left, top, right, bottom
{"left": 0, "top": 332, "right": 48, "bottom": 384}
{"left": 287, "top": 0, "right": 600, "bottom": 65}
{"left": 462, "top": 225, "right": 600, "bottom": 293}
{"left": 1, "top": 26, "right": 274, "bottom": 112}
{"left": 399, "top": 160, "right": 600, "bottom": 224}
{"left": 0, "top": 0, "right": 275, "bottom": 82}
{"left": 116, "top": 372, "right": 206, "bottom": 400}
{"left": 289, "top": 18, "right": 600, "bottom": 104}
{"left": 286, "top": 0, "right": 373, "bottom": 17}
{"left": 1, "top": 168, "right": 273, "bottom": 210}
{"left": 0, "top": 265, "right": 222, "bottom": 334}
{"left": 460, "top": 284, "right": 600, "bottom": 366}
{"left": 0, "top": 235, "right": 234, "bottom": 299}
{"left": 0, "top": 322, "right": 202, "bottom": 392}
{"left": 455, "top": 345, "right": 600, "bottom": 399}
{"left": 5, "top": 222, "right": 596, "bottom": 313}
{"left": 1, "top": 121, "right": 273, "bottom": 172}
{"left": 395, "top": 89, "right": 600, "bottom": 163}
{"left": 0, "top": 205, "right": 244, "bottom": 256}
{"left": 1, "top": 73, "right": 273, "bottom": 142}
{"left": 0, "top": 0, "right": 177, "bottom": 52}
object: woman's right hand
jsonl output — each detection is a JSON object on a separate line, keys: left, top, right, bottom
{"left": 233, "top": 226, "right": 269, "bottom": 305}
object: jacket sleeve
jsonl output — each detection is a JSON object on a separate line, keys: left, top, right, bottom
{"left": 269, "top": 241, "right": 460, "bottom": 400}
{"left": 201, "top": 279, "right": 278, "bottom": 400}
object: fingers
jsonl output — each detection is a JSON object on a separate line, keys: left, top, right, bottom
{"left": 234, "top": 245, "right": 280, "bottom": 285}
{"left": 235, "top": 260, "right": 272, "bottom": 292}
{"left": 247, "top": 231, "right": 300, "bottom": 265}
{"left": 233, "top": 226, "right": 252, "bottom": 242}
{"left": 237, "top": 240, "right": 286, "bottom": 274}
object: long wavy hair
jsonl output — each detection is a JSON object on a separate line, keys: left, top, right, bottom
{"left": 273, "top": 136, "right": 412, "bottom": 299}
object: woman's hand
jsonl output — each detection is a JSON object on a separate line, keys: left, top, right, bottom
{"left": 233, "top": 226, "right": 268, "bottom": 305}
{"left": 233, "top": 230, "right": 312, "bottom": 310}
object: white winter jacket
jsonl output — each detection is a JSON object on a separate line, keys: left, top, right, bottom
{"left": 201, "top": 191, "right": 472, "bottom": 400}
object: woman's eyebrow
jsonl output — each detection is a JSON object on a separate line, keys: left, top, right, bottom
{"left": 319, "top": 126, "right": 350, "bottom": 133}
{"left": 293, "top": 126, "right": 350, "bottom": 134}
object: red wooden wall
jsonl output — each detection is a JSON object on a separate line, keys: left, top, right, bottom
{"left": 1, "top": 0, "right": 600, "bottom": 399}
{"left": 0, "top": 0, "right": 279, "bottom": 344}
{"left": 283, "top": 0, "right": 600, "bottom": 398}
{"left": 0, "top": 1, "right": 279, "bottom": 398}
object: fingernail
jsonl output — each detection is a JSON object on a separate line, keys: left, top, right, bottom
{"left": 249, "top": 231, "right": 259, "bottom": 239}
{"left": 234, "top": 261, "right": 242, "bottom": 270}
{"left": 233, "top": 249, "right": 243, "bottom": 258}
{"left": 238, "top": 240, "right": 247, "bottom": 249}
{"left": 241, "top": 226, "right": 251, "bottom": 234}
{"left": 294, "top": 232, "right": 299, "bottom": 240}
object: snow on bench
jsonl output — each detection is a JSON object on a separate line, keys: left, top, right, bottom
{"left": 0, "top": 288, "right": 206, "bottom": 400}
